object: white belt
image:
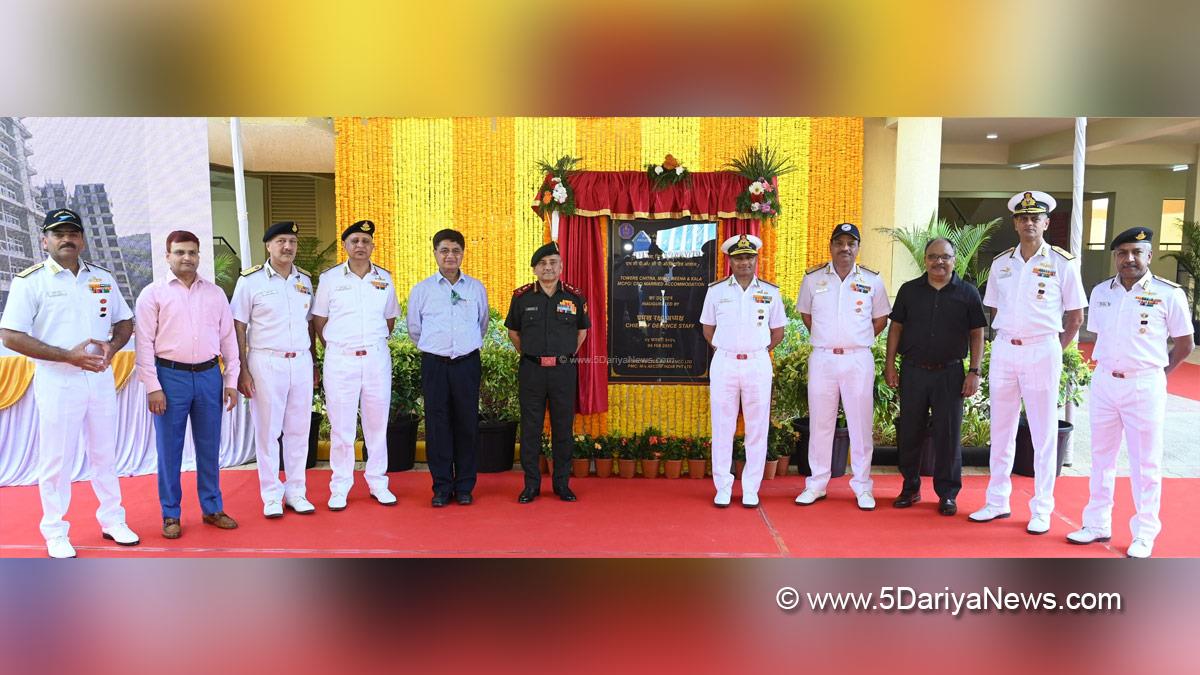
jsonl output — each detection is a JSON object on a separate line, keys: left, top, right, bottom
{"left": 1098, "top": 365, "right": 1162, "bottom": 380}
{"left": 813, "top": 346, "right": 868, "bottom": 354}
{"left": 997, "top": 332, "right": 1056, "bottom": 346}
{"left": 717, "top": 349, "right": 767, "bottom": 360}
{"left": 251, "top": 348, "right": 309, "bottom": 359}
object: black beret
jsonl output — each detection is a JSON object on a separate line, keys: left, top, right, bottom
{"left": 341, "top": 219, "right": 376, "bottom": 241}
{"left": 830, "top": 222, "right": 860, "bottom": 241}
{"left": 263, "top": 221, "right": 300, "bottom": 242}
{"left": 530, "top": 241, "right": 560, "bottom": 267}
{"left": 42, "top": 208, "right": 83, "bottom": 232}
{"left": 1110, "top": 227, "right": 1153, "bottom": 249}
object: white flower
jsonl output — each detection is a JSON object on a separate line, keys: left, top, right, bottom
{"left": 751, "top": 202, "right": 761, "bottom": 212}
{"left": 748, "top": 181, "right": 765, "bottom": 195}
{"left": 551, "top": 176, "right": 561, "bottom": 183}
{"left": 654, "top": 166, "right": 664, "bottom": 175}
{"left": 675, "top": 166, "right": 683, "bottom": 175}
{"left": 552, "top": 184, "right": 568, "bottom": 203}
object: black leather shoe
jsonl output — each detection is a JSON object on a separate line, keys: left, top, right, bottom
{"left": 457, "top": 493, "right": 473, "bottom": 506}
{"left": 554, "top": 486, "right": 578, "bottom": 502}
{"left": 431, "top": 493, "right": 451, "bottom": 508}
{"left": 938, "top": 498, "right": 957, "bottom": 516}
{"left": 892, "top": 492, "right": 921, "bottom": 508}
{"left": 518, "top": 488, "right": 539, "bottom": 504}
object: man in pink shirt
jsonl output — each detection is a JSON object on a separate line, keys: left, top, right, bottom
{"left": 134, "top": 230, "right": 241, "bottom": 540}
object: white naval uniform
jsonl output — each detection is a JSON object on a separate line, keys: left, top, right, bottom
{"left": 312, "top": 262, "right": 401, "bottom": 496}
{"left": 230, "top": 262, "right": 315, "bottom": 505}
{"left": 1081, "top": 272, "right": 1192, "bottom": 543}
{"left": 796, "top": 263, "right": 890, "bottom": 495}
{"left": 700, "top": 275, "right": 786, "bottom": 501}
{"left": 982, "top": 242, "right": 1087, "bottom": 517}
{"left": 0, "top": 258, "right": 131, "bottom": 541}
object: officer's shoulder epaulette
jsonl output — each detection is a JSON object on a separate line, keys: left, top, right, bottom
{"left": 561, "top": 281, "right": 586, "bottom": 300}
{"left": 709, "top": 276, "right": 729, "bottom": 287}
{"left": 1050, "top": 245, "right": 1076, "bottom": 260}
{"left": 295, "top": 266, "right": 311, "bottom": 278}
{"left": 84, "top": 259, "right": 110, "bottom": 273}
{"left": 993, "top": 247, "right": 1015, "bottom": 260}
{"left": 512, "top": 282, "right": 535, "bottom": 297}
{"left": 805, "top": 264, "right": 825, "bottom": 275}
{"left": 317, "top": 263, "right": 340, "bottom": 277}
{"left": 1154, "top": 275, "right": 1182, "bottom": 289}
{"left": 373, "top": 264, "right": 392, "bottom": 275}
{"left": 858, "top": 264, "right": 879, "bottom": 276}
{"left": 15, "top": 262, "right": 43, "bottom": 278}
{"left": 757, "top": 278, "right": 780, "bottom": 290}
{"left": 239, "top": 264, "right": 263, "bottom": 277}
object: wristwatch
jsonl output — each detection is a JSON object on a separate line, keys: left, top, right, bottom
{"left": 967, "top": 367, "right": 981, "bottom": 375}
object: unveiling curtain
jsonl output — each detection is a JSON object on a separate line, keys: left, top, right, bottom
{"left": 557, "top": 213, "right": 609, "bottom": 414}
{"left": 561, "top": 171, "right": 754, "bottom": 221}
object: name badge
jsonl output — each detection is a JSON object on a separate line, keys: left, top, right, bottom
{"left": 335, "top": 284, "right": 352, "bottom": 292}
{"left": 997, "top": 266, "right": 1012, "bottom": 279}
{"left": 813, "top": 286, "right": 829, "bottom": 294}
{"left": 46, "top": 290, "right": 68, "bottom": 298}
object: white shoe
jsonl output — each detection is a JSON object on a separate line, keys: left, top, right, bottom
{"left": 713, "top": 490, "right": 731, "bottom": 508}
{"left": 1066, "top": 526, "right": 1111, "bottom": 545}
{"left": 101, "top": 523, "right": 140, "bottom": 546}
{"left": 742, "top": 493, "right": 759, "bottom": 508}
{"left": 968, "top": 505, "right": 1012, "bottom": 522}
{"left": 263, "top": 500, "right": 284, "bottom": 519}
{"left": 285, "top": 496, "right": 316, "bottom": 514}
{"left": 856, "top": 492, "right": 876, "bottom": 511}
{"left": 1026, "top": 514, "right": 1050, "bottom": 535}
{"left": 328, "top": 492, "right": 348, "bottom": 511}
{"left": 370, "top": 488, "right": 397, "bottom": 506}
{"left": 47, "top": 536, "right": 76, "bottom": 559}
{"left": 1126, "top": 538, "right": 1154, "bottom": 559}
{"left": 794, "top": 489, "right": 826, "bottom": 506}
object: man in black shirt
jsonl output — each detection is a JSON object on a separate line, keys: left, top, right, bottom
{"left": 884, "top": 238, "right": 987, "bottom": 516}
{"left": 504, "top": 242, "right": 591, "bottom": 503}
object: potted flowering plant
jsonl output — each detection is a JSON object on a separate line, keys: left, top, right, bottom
{"left": 593, "top": 436, "right": 614, "bottom": 478}
{"left": 768, "top": 422, "right": 796, "bottom": 478}
{"left": 540, "top": 434, "right": 553, "bottom": 475}
{"left": 661, "top": 437, "right": 686, "bottom": 479}
{"left": 732, "top": 436, "right": 747, "bottom": 480}
{"left": 639, "top": 427, "right": 664, "bottom": 478}
{"left": 572, "top": 434, "right": 593, "bottom": 479}
{"left": 687, "top": 437, "right": 710, "bottom": 479}
{"left": 616, "top": 436, "right": 637, "bottom": 478}
{"left": 726, "top": 146, "right": 796, "bottom": 220}
{"left": 646, "top": 154, "right": 691, "bottom": 190}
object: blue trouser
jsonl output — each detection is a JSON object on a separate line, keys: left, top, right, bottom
{"left": 153, "top": 364, "right": 223, "bottom": 519}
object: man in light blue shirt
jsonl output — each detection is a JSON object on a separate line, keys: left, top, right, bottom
{"left": 407, "top": 229, "right": 490, "bottom": 506}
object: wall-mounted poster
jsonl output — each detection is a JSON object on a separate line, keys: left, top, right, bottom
{"left": 608, "top": 219, "right": 717, "bottom": 383}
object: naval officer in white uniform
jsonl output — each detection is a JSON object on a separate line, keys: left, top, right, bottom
{"left": 1067, "top": 226, "right": 1194, "bottom": 558}
{"left": 699, "top": 234, "right": 785, "bottom": 508}
{"left": 969, "top": 190, "right": 1087, "bottom": 534}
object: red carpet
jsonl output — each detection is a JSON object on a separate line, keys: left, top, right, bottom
{"left": 2, "top": 470, "right": 1197, "bottom": 558}
{"left": 1078, "top": 340, "right": 1200, "bottom": 401}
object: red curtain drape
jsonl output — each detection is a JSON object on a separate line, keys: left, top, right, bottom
{"left": 544, "top": 171, "right": 753, "bottom": 221}
{"left": 558, "top": 213, "right": 608, "bottom": 414}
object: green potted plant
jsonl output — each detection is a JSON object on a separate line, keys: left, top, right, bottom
{"left": 367, "top": 322, "right": 422, "bottom": 472}
{"left": 662, "top": 437, "right": 685, "bottom": 478}
{"left": 1012, "top": 341, "right": 1093, "bottom": 477}
{"left": 1161, "top": 219, "right": 1200, "bottom": 334}
{"left": 616, "top": 435, "right": 637, "bottom": 478}
{"left": 593, "top": 435, "right": 614, "bottom": 478}
{"left": 477, "top": 309, "right": 521, "bottom": 473}
{"left": 767, "top": 422, "right": 795, "bottom": 479}
{"left": 876, "top": 213, "right": 1001, "bottom": 286}
{"left": 764, "top": 440, "right": 780, "bottom": 480}
{"left": 732, "top": 436, "right": 746, "bottom": 480}
{"left": 540, "top": 434, "right": 553, "bottom": 475}
{"left": 572, "top": 434, "right": 592, "bottom": 479}
{"left": 687, "top": 437, "right": 710, "bottom": 479}
{"left": 640, "top": 426, "right": 663, "bottom": 478}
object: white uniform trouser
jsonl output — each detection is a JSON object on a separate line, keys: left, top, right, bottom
{"left": 805, "top": 348, "right": 875, "bottom": 495}
{"left": 1083, "top": 366, "right": 1166, "bottom": 542}
{"left": 709, "top": 350, "right": 772, "bottom": 498}
{"left": 985, "top": 335, "right": 1062, "bottom": 517}
{"left": 32, "top": 364, "right": 126, "bottom": 541}
{"left": 324, "top": 343, "right": 391, "bottom": 496}
{"left": 248, "top": 349, "right": 314, "bottom": 503}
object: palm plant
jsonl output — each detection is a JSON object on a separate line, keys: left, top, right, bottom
{"left": 876, "top": 213, "right": 1001, "bottom": 286}
{"left": 1161, "top": 219, "right": 1200, "bottom": 321}
{"left": 212, "top": 249, "right": 240, "bottom": 299}
{"left": 293, "top": 235, "right": 339, "bottom": 290}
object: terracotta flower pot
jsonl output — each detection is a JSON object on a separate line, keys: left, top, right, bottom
{"left": 618, "top": 458, "right": 637, "bottom": 479}
{"left": 776, "top": 455, "right": 790, "bottom": 477}
{"left": 664, "top": 459, "right": 683, "bottom": 479}
{"left": 734, "top": 460, "right": 746, "bottom": 479}
{"left": 641, "top": 458, "right": 660, "bottom": 478}
{"left": 763, "top": 459, "right": 779, "bottom": 480}
{"left": 594, "top": 458, "right": 614, "bottom": 478}
{"left": 687, "top": 459, "right": 707, "bottom": 479}
{"left": 572, "top": 458, "right": 590, "bottom": 479}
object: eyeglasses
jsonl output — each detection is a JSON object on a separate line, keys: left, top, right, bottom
{"left": 450, "top": 289, "right": 463, "bottom": 305}
{"left": 925, "top": 254, "right": 955, "bottom": 262}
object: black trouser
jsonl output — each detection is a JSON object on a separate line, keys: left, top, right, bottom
{"left": 897, "top": 360, "right": 965, "bottom": 499}
{"left": 421, "top": 350, "right": 481, "bottom": 497}
{"left": 518, "top": 357, "right": 577, "bottom": 491}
